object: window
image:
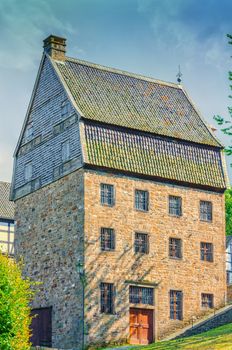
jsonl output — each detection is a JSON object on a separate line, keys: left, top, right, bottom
{"left": 200, "top": 242, "right": 213, "bottom": 262}
{"left": 25, "top": 162, "right": 33, "bottom": 182}
{"left": 61, "top": 140, "right": 70, "bottom": 162}
{"left": 227, "top": 240, "right": 232, "bottom": 284}
{"left": 169, "top": 196, "right": 182, "bottom": 216}
{"left": 100, "top": 228, "right": 115, "bottom": 251}
{"left": 25, "top": 123, "right": 33, "bottom": 142}
{"left": 61, "top": 100, "right": 72, "bottom": 118}
{"left": 134, "top": 232, "right": 149, "bottom": 254}
{"left": 200, "top": 201, "right": 212, "bottom": 222}
{"left": 135, "top": 190, "right": 149, "bottom": 211}
{"left": 201, "top": 293, "right": 213, "bottom": 309}
{"left": 169, "top": 238, "right": 182, "bottom": 259}
{"left": 100, "top": 283, "right": 114, "bottom": 314}
{"left": 0, "top": 219, "right": 14, "bottom": 255}
{"left": 100, "top": 183, "right": 114, "bottom": 206}
{"left": 170, "top": 290, "right": 183, "bottom": 320}
{"left": 129, "top": 286, "right": 153, "bottom": 305}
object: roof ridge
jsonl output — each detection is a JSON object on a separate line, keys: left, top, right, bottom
{"left": 55, "top": 56, "right": 181, "bottom": 89}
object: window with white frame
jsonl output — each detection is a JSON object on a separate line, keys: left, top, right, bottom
{"left": 24, "top": 162, "right": 33, "bottom": 182}
{"left": 61, "top": 140, "right": 70, "bottom": 162}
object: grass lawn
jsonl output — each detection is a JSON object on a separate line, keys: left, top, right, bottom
{"left": 132, "top": 323, "right": 232, "bottom": 349}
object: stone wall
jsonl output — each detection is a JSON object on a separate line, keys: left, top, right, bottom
{"left": 15, "top": 169, "right": 84, "bottom": 350}
{"left": 83, "top": 169, "right": 226, "bottom": 346}
{"left": 175, "top": 305, "right": 232, "bottom": 338}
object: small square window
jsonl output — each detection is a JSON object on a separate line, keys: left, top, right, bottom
{"left": 129, "top": 286, "right": 154, "bottom": 305}
{"left": 100, "top": 282, "right": 114, "bottom": 314}
{"left": 100, "top": 184, "right": 114, "bottom": 206}
{"left": 61, "top": 140, "right": 70, "bottom": 162}
{"left": 61, "top": 100, "right": 72, "bottom": 118}
{"left": 135, "top": 190, "right": 149, "bottom": 211}
{"left": 134, "top": 232, "right": 149, "bottom": 254}
{"left": 25, "top": 162, "right": 33, "bottom": 182}
{"left": 201, "top": 293, "right": 213, "bottom": 308}
{"left": 200, "top": 201, "right": 212, "bottom": 222}
{"left": 169, "top": 238, "right": 182, "bottom": 259}
{"left": 170, "top": 290, "right": 183, "bottom": 320}
{"left": 169, "top": 196, "right": 182, "bottom": 216}
{"left": 200, "top": 242, "right": 213, "bottom": 262}
{"left": 25, "top": 123, "right": 34, "bottom": 142}
{"left": 100, "top": 228, "right": 115, "bottom": 251}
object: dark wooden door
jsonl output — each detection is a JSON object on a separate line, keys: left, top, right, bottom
{"left": 30, "top": 307, "right": 52, "bottom": 347}
{"left": 129, "top": 308, "right": 153, "bottom": 345}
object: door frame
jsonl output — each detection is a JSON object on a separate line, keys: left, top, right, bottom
{"left": 129, "top": 306, "right": 155, "bottom": 344}
{"left": 128, "top": 284, "right": 158, "bottom": 343}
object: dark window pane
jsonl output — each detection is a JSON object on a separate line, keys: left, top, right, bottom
{"left": 100, "top": 283, "right": 114, "bottom": 314}
{"left": 134, "top": 233, "right": 149, "bottom": 254}
{"left": 100, "top": 184, "right": 114, "bottom": 206}
{"left": 129, "top": 286, "right": 153, "bottom": 305}
{"left": 101, "top": 228, "right": 115, "bottom": 251}
{"left": 170, "top": 290, "right": 183, "bottom": 320}
{"left": 135, "top": 190, "right": 149, "bottom": 211}
{"left": 169, "top": 196, "right": 182, "bottom": 216}
{"left": 169, "top": 238, "right": 182, "bottom": 259}
{"left": 201, "top": 293, "right": 213, "bottom": 308}
{"left": 200, "top": 242, "right": 213, "bottom": 262}
{"left": 200, "top": 201, "right": 212, "bottom": 222}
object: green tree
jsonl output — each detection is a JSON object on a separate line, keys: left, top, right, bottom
{"left": 214, "top": 34, "right": 232, "bottom": 235}
{"left": 0, "top": 254, "right": 33, "bottom": 350}
{"left": 214, "top": 34, "right": 232, "bottom": 155}
{"left": 225, "top": 188, "right": 232, "bottom": 236}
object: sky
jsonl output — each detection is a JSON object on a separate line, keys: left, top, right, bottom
{"left": 0, "top": 0, "right": 231, "bottom": 182}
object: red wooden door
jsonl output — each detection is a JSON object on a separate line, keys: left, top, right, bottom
{"left": 129, "top": 308, "right": 153, "bottom": 345}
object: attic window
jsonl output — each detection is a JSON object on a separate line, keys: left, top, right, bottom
{"left": 61, "top": 140, "right": 70, "bottom": 162}
{"left": 25, "top": 162, "right": 33, "bottom": 182}
{"left": 61, "top": 100, "right": 72, "bottom": 118}
{"left": 25, "top": 123, "right": 33, "bottom": 142}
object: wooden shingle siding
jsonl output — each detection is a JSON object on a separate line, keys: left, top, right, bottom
{"left": 84, "top": 123, "right": 225, "bottom": 190}
{"left": 12, "top": 57, "right": 82, "bottom": 200}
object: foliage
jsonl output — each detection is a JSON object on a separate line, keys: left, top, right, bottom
{"left": 214, "top": 34, "right": 232, "bottom": 156}
{"left": 225, "top": 188, "right": 232, "bottom": 235}
{"left": 0, "top": 254, "right": 34, "bottom": 350}
{"left": 132, "top": 322, "right": 232, "bottom": 349}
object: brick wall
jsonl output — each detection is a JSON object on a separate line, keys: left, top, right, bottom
{"left": 84, "top": 169, "right": 226, "bottom": 346}
{"left": 15, "top": 169, "right": 84, "bottom": 349}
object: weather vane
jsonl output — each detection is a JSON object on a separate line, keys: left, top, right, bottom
{"left": 176, "top": 65, "right": 182, "bottom": 84}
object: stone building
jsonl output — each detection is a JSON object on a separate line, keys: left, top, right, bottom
{"left": 11, "top": 35, "right": 228, "bottom": 349}
{"left": 0, "top": 182, "right": 15, "bottom": 255}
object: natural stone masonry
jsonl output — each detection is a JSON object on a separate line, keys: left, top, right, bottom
{"left": 15, "top": 169, "right": 84, "bottom": 349}
{"left": 173, "top": 304, "right": 232, "bottom": 339}
{"left": 84, "top": 170, "right": 226, "bottom": 346}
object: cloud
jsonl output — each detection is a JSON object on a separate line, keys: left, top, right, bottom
{"left": 136, "top": 0, "right": 231, "bottom": 71}
{"left": 0, "top": 0, "right": 74, "bottom": 71}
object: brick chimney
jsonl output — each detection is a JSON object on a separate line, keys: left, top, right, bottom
{"left": 43, "top": 35, "right": 66, "bottom": 61}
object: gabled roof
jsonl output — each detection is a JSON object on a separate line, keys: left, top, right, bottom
{"left": 54, "top": 57, "right": 221, "bottom": 147}
{"left": 0, "top": 182, "right": 14, "bottom": 220}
